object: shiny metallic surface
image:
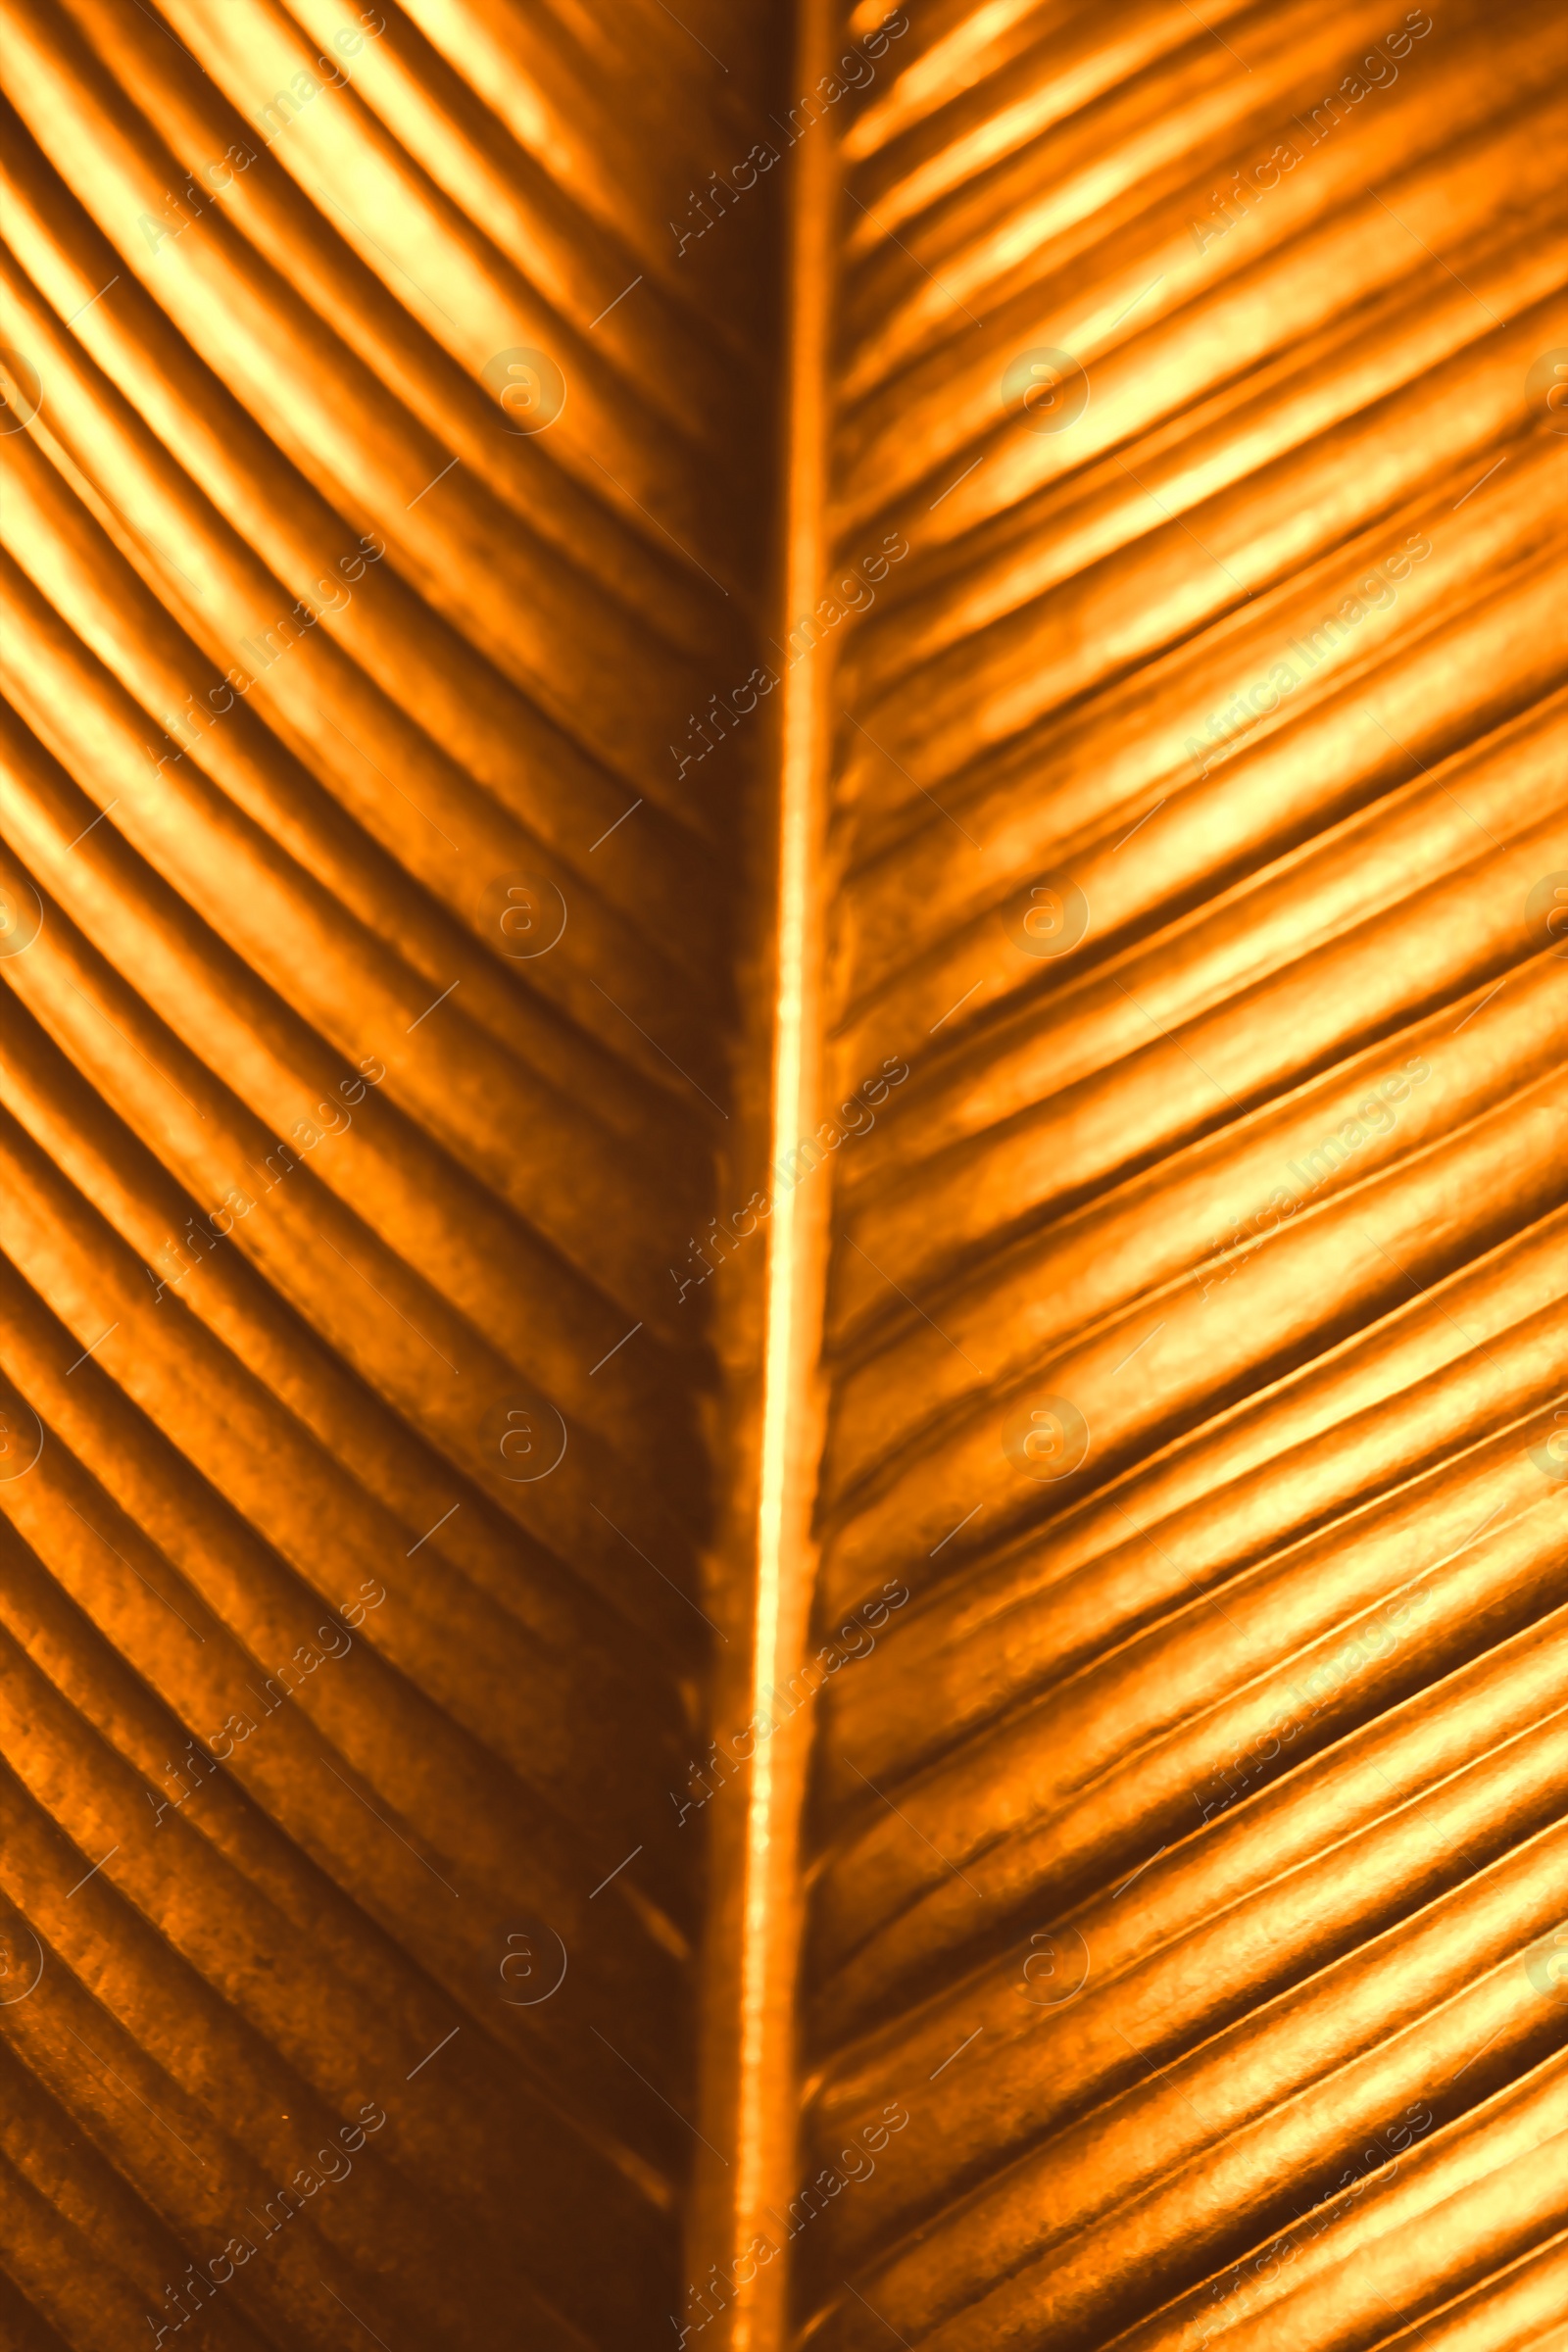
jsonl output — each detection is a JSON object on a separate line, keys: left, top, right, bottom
{"left": 1, "top": 1, "right": 1565, "bottom": 2346}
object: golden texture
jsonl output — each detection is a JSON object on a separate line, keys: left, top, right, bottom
{"left": 1, "top": 1, "right": 1565, "bottom": 2348}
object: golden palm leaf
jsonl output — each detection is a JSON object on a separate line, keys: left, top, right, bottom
{"left": 1, "top": 1, "right": 1566, "bottom": 2347}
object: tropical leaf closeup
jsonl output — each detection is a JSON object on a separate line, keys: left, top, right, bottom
{"left": 1, "top": 0, "right": 1566, "bottom": 2346}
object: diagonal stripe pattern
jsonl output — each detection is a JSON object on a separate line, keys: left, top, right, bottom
{"left": 5, "top": 1, "right": 1568, "bottom": 2347}
{"left": 798, "top": 3, "right": 1568, "bottom": 2348}
{"left": 0, "top": 0, "right": 769, "bottom": 2343}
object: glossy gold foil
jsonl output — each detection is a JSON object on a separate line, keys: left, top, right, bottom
{"left": 1, "top": 1, "right": 1566, "bottom": 2346}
